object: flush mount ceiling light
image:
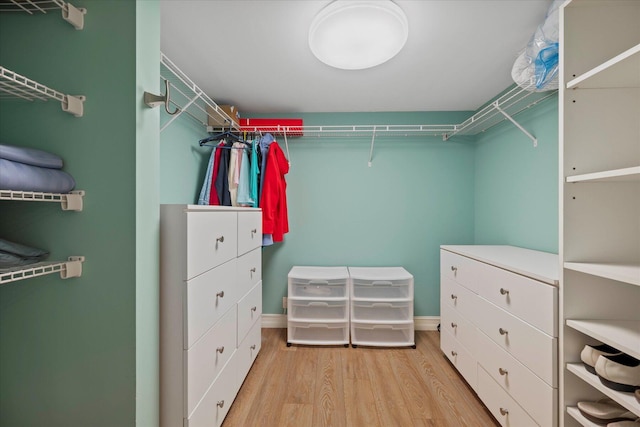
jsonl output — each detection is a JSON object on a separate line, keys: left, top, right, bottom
{"left": 309, "top": 0, "right": 408, "bottom": 70}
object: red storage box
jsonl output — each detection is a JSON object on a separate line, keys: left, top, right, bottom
{"left": 240, "top": 118, "right": 304, "bottom": 136}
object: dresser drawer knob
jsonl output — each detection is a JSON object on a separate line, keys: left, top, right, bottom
{"left": 450, "top": 294, "right": 457, "bottom": 301}
{"left": 450, "top": 322, "right": 457, "bottom": 329}
{"left": 499, "top": 408, "right": 508, "bottom": 416}
{"left": 217, "top": 400, "right": 225, "bottom": 408}
{"left": 451, "top": 350, "right": 457, "bottom": 357}
{"left": 450, "top": 266, "right": 457, "bottom": 273}
{"left": 499, "top": 328, "right": 508, "bottom": 336}
{"left": 500, "top": 288, "right": 509, "bottom": 295}
{"left": 251, "top": 306, "right": 257, "bottom": 312}
{"left": 499, "top": 368, "right": 508, "bottom": 376}
{"left": 251, "top": 228, "right": 257, "bottom": 236}
{"left": 216, "top": 291, "right": 224, "bottom": 298}
{"left": 216, "top": 346, "right": 224, "bottom": 354}
{"left": 250, "top": 267, "right": 257, "bottom": 274}
{"left": 250, "top": 344, "right": 256, "bottom": 350}
{"left": 216, "top": 235, "right": 224, "bottom": 243}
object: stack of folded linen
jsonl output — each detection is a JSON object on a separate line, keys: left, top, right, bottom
{"left": 0, "top": 143, "right": 76, "bottom": 193}
{"left": 0, "top": 238, "right": 49, "bottom": 269}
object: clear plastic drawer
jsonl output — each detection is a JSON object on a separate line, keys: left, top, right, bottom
{"left": 349, "top": 267, "right": 413, "bottom": 300}
{"left": 351, "top": 300, "right": 412, "bottom": 322}
{"left": 289, "top": 299, "right": 348, "bottom": 321}
{"left": 287, "top": 321, "right": 349, "bottom": 346}
{"left": 351, "top": 321, "right": 415, "bottom": 347}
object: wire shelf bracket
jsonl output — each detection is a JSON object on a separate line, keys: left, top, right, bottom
{"left": 0, "top": 66, "right": 85, "bottom": 117}
{"left": 0, "top": 256, "right": 85, "bottom": 285}
{"left": 0, "top": 190, "right": 85, "bottom": 211}
{"left": 0, "top": 0, "right": 86, "bottom": 30}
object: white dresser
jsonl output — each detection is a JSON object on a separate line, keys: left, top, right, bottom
{"left": 440, "top": 245, "right": 559, "bottom": 427}
{"left": 160, "top": 205, "right": 262, "bottom": 427}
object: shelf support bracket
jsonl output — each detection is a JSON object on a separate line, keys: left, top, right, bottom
{"left": 493, "top": 102, "right": 538, "bottom": 147}
{"left": 61, "top": 256, "right": 85, "bottom": 279}
{"left": 368, "top": 127, "right": 376, "bottom": 167}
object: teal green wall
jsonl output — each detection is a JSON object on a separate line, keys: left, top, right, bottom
{"left": 160, "top": 112, "right": 477, "bottom": 317}
{"left": 474, "top": 94, "right": 559, "bottom": 254}
{"left": 0, "top": 1, "right": 158, "bottom": 426}
{"left": 160, "top": 103, "right": 560, "bottom": 317}
{"left": 135, "top": 1, "right": 160, "bottom": 426}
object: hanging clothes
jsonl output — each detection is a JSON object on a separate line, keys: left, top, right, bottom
{"left": 197, "top": 148, "right": 215, "bottom": 205}
{"left": 214, "top": 142, "right": 232, "bottom": 206}
{"left": 249, "top": 139, "right": 259, "bottom": 206}
{"left": 228, "top": 142, "right": 240, "bottom": 206}
{"left": 236, "top": 145, "right": 254, "bottom": 207}
{"left": 258, "top": 133, "right": 276, "bottom": 204}
{"left": 260, "top": 141, "right": 289, "bottom": 243}
{"left": 207, "top": 141, "right": 224, "bottom": 205}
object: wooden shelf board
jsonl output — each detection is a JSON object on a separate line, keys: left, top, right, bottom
{"left": 567, "top": 44, "right": 640, "bottom": 89}
{"left": 566, "top": 166, "right": 640, "bottom": 183}
{"left": 566, "top": 319, "right": 640, "bottom": 359}
{"left": 564, "top": 262, "right": 640, "bottom": 287}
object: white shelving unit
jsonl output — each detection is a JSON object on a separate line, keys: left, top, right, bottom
{"left": 0, "top": 8, "right": 86, "bottom": 286}
{"left": 559, "top": 1, "right": 640, "bottom": 426}
{"left": 0, "top": 0, "right": 86, "bottom": 30}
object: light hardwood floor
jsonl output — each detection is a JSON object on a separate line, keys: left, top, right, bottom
{"left": 223, "top": 329, "right": 500, "bottom": 427}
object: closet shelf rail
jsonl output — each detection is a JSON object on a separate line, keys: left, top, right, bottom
{"left": 0, "top": 256, "right": 85, "bottom": 285}
{"left": 157, "top": 53, "right": 240, "bottom": 133}
{"left": 443, "top": 84, "right": 557, "bottom": 145}
{"left": 0, "top": 190, "right": 85, "bottom": 211}
{"left": 0, "top": 0, "right": 86, "bottom": 29}
{"left": 0, "top": 65, "right": 85, "bottom": 117}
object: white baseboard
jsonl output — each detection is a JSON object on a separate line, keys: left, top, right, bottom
{"left": 261, "top": 314, "right": 440, "bottom": 331}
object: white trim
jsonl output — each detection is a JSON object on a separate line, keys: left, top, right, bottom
{"left": 261, "top": 314, "right": 440, "bottom": 331}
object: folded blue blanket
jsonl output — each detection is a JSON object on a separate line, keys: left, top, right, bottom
{"left": 0, "top": 143, "right": 64, "bottom": 169}
{"left": 0, "top": 238, "right": 49, "bottom": 268}
{"left": 0, "top": 158, "right": 76, "bottom": 193}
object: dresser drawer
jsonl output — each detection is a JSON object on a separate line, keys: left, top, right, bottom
{"left": 185, "top": 259, "right": 238, "bottom": 349}
{"left": 440, "top": 328, "right": 477, "bottom": 391}
{"left": 237, "top": 281, "right": 262, "bottom": 345}
{"left": 476, "top": 262, "right": 557, "bottom": 336}
{"left": 236, "top": 247, "right": 261, "bottom": 297}
{"left": 476, "top": 330, "right": 557, "bottom": 427}
{"left": 237, "top": 210, "right": 261, "bottom": 256}
{"left": 441, "top": 302, "right": 477, "bottom": 355}
{"left": 237, "top": 320, "right": 262, "bottom": 389}
{"left": 186, "top": 211, "right": 237, "bottom": 279}
{"left": 441, "top": 277, "right": 479, "bottom": 323}
{"left": 186, "top": 356, "right": 238, "bottom": 427}
{"left": 185, "top": 306, "right": 237, "bottom": 418}
{"left": 474, "top": 296, "right": 557, "bottom": 387}
{"left": 440, "top": 249, "right": 481, "bottom": 293}
{"left": 477, "top": 366, "right": 538, "bottom": 427}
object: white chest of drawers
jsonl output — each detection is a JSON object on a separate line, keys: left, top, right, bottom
{"left": 160, "top": 205, "right": 262, "bottom": 427}
{"left": 440, "top": 245, "right": 559, "bottom": 427}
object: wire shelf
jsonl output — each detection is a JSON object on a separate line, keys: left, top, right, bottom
{"left": 0, "top": 189, "right": 85, "bottom": 211}
{"left": 160, "top": 53, "right": 239, "bottom": 133}
{"left": 0, "top": 256, "right": 85, "bottom": 285}
{"left": 0, "top": 65, "right": 85, "bottom": 116}
{"left": 234, "top": 124, "right": 458, "bottom": 139}
{"left": 444, "top": 84, "right": 557, "bottom": 140}
{"left": 158, "top": 54, "right": 557, "bottom": 144}
{"left": 0, "top": 0, "right": 86, "bottom": 29}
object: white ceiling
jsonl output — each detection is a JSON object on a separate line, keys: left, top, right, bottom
{"left": 160, "top": 0, "right": 551, "bottom": 114}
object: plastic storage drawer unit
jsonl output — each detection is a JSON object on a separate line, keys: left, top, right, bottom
{"left": 287, "top": 266, "right": 349, "bottom": 347}
{"left": 348, "top": 267, "right": 415, "bottom": 348}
